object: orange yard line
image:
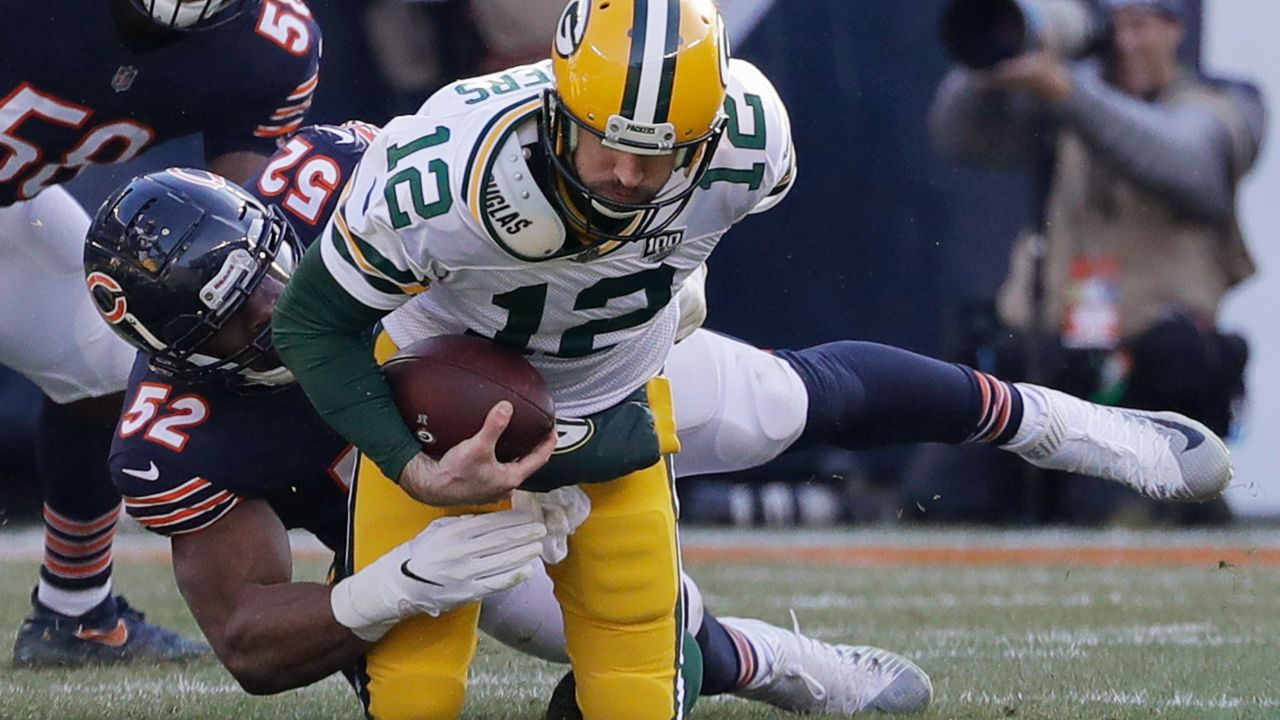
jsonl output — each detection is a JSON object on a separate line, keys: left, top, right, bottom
{"left": 680, "top": 545, "right": 1280, "bottom": 568}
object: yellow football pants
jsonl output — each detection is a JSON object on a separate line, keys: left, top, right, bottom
{"left": 351, "top": 332, "right": 685, "bottom": 720}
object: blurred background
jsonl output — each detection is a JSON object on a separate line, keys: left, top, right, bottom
{"left": 1, "top": 0, "right": 1274, "bottom": 528}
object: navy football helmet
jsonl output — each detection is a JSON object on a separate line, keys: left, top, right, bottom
{"left": 130, "top": 0, "right": 259, "bottom": 31}
{"left": 84, "top": 168, "right": 300, "bottom": 382}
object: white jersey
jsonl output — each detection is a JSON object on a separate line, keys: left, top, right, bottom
{"left": 322, "top": 59, "right": 795, "bottom": 415}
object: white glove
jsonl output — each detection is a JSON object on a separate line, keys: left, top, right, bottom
{"left": 511, "top": 486, "right": 591, "bottom": 565}
{"left": 330, "top": 510, "right": 546, "bottom": 641}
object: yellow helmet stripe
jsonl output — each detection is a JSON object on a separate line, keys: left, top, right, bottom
{"left": 621, "top": 0, "right": 682, "bottom": 125}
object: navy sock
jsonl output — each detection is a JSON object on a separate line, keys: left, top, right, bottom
{"left": 775, "top": 341, "right": 1023, "bottom": 450}
{"left": 37, "top": 397, "right": 123, "bottom": 597}
{"left": 696, "top": 612, "right": 744, "bottom": 696}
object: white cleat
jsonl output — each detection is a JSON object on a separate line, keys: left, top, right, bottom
{"left": 1013, "top": 384, "right": 1232, "bottom": 502}
{"left": 724, "top": 611, "right": 932, "bottom": 715}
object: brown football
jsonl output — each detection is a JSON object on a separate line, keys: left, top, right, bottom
{"left": 382, "top": 335, "right": 555, "bottom": 461}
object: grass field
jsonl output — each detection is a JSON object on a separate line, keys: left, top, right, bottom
{"left": 1, "top": 526, "right": 1279, "bottom": 720}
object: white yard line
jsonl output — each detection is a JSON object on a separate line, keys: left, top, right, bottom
{"left": 3, "top": 525, "right": 1280, "bottom": 562}
{"left": 954, "top": 690, "right": 1280, "bottom": 710}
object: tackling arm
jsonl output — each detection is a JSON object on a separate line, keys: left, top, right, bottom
{"left": 171, "top": 500, "right": 366, "bottom": 695}
{"left": 172, "top": 499, "right": 549, "bottom": 695}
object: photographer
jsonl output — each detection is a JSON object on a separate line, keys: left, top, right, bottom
{"left": 921, "top": 0, "right": 1266, "bottom": 523}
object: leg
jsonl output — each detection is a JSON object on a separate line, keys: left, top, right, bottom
{"left": 674, "top": 332, "right": 1229, "bottom": 503}
{"left": 349, "top": 332, "right": 492, "bottom": 720}
{"left": 481, "top": 562, "right": 932, "bottom": 718}
{"left": 1, "top": 188, "right": 201, "bottom": 666}
{"left": 350, "top": 451, "right": 488, "bottom": 720}
{"left": 666, "top": 330, "right": 808, "bottom": 478}
{"left": 667, "top": 331, "right": 1020, "bottom": 477}
{"left": 545, "top": 377, "right": 687, "bottom": 720}
{"left": 478, "top": 562, "right": 570, "bottom": 664}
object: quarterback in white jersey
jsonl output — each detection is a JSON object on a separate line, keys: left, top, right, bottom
{"left": 272, "top": 2, "right": 794, "bottom": 717}
{"left": 340, "top": 55, "right": 793, "bottom": 418}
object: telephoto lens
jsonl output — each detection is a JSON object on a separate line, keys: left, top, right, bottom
{"left": 941, "top": 0, "right": 1104, "bottom": 69}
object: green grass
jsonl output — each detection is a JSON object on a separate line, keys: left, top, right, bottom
{"left": 1, "top": 529, "right": 1278, "bottom": 719}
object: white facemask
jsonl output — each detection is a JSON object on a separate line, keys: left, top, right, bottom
{"left": 139, "top": 0, "right": 236, "bottom": 29}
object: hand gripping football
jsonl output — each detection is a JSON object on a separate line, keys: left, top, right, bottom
{"left": 382, "top": 335, "right": 555, "bottom": 461}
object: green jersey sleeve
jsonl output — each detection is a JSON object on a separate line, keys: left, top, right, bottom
{"left": 273, "top": 116, "right": 459, "bottom": 480}
{"left": 272, "top": 241, "right": 422, "bottom": 480}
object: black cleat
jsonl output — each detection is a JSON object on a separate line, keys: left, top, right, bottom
{"left": 545, "top": 671, "right": 583, "bottom": 720}
{"left": 12, "top": 593, "right": 209, "bottom": 668}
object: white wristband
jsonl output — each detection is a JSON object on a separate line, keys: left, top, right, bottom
{"left": 330, "top": 576, "right": 398, "bottom": 642}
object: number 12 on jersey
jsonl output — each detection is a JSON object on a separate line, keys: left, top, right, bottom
{"left": 489, "top": 265, "right": 677, "bottom": 358}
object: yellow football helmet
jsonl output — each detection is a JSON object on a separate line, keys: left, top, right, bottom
{"left": 541, "top": 0, "right": 730, "bottom": 242}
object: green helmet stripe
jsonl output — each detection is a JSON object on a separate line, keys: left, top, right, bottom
{"left": 653, "top": 0, "right": 681, "bottom": 124}
{"left": 619, "top": 0, "right": 649, "bottom": 119}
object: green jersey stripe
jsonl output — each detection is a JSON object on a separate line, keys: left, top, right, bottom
{"left": 326, "top": 226, "right": 411, "bottom": 303}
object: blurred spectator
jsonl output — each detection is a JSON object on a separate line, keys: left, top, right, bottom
{"left": 359, "top": 0, "right": 561, "bottom": 115}
{"left": 913, "top": 0, "right": 1266, "bottom": 525}
{"left": 361, "top": 0, "right": 483, "bottom": 115}
{"left": 467, "top": 0, "right": 565, "bottom": 69}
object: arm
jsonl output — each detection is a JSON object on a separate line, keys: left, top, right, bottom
{"left": 1054, "top": 65, "right": 1262, "bottom": 220}
{"left": 171, "top": 499, "right": 365, "bottom": 695}
{"left": 172, "top": 499, "right": 549, "bottom": 694}
{"left": 929, "top": 67, "right": 1043, "bottom": 168}
{"left": 275, "top": 142, "right": 555, "bottom": 499}
{"left": 202, "top": 6, "right": 321, "bottom": 184}
{"left": 975, "top": 54, "right": 1267, "bottom": 221}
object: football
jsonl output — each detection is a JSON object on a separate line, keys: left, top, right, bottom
{"left": 381, "top": 335, "right": 556, "bottom": 462}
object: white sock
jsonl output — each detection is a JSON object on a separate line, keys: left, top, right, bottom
{"left": 722, "top": 620, "right": 779, "bottom": 691}
{"left": 37, "top": 579, "right": 111, "bottom": 618}
{"left": 1002, "top": 383, "right": 1050, "bottom": 453}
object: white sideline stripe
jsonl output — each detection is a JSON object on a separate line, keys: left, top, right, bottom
{"left": 4, "top": 526, "right": 1280, "bottom": 562}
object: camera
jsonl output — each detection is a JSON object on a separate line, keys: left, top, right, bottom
{"left": 941, "top": 0, "right": 1106, "bottom": 70}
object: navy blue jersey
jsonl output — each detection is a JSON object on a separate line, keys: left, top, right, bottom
{"left": 249, "top": 122, "right": 377, "bottom": 246}
{"left": 0, "top": 0, "right": 321, "bottom": 206}
{"left": 110, "top": 356, "right": 352, "bottom": 550}
{"left": 108, "top": 123, "right": 372, "bottom": 547}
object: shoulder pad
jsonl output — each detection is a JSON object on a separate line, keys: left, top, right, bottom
{"left": 477, "top": 132, "right": 566, "bottom": 260}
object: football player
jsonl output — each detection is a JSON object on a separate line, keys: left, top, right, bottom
{"left": 92, "top": 114, "right": 1228, "bottom": 716}
{"left": 83, "top": 141, "right": 927, "bottom": 716}
{"left": 83, "top": 157, "right": 553, "bottom": 694}
{"left": 5, "top": 0, "right": 321, "bottom": 666}
{"left": 268, "top": 1, "right": 1229, "bottom": 719}
{"left": 271, "top": 2, "right": 787, "bottom": 716}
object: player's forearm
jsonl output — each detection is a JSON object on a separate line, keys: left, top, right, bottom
{"left": 219, "top": 582, "right": 369, "bottom": 695}
{"left": 273, "top": 242, "right": 422, "bottom": 480}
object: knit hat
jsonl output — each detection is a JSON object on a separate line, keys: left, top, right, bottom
{"left": 1100, "top": 0, "right": 1187, "bottom": 21}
